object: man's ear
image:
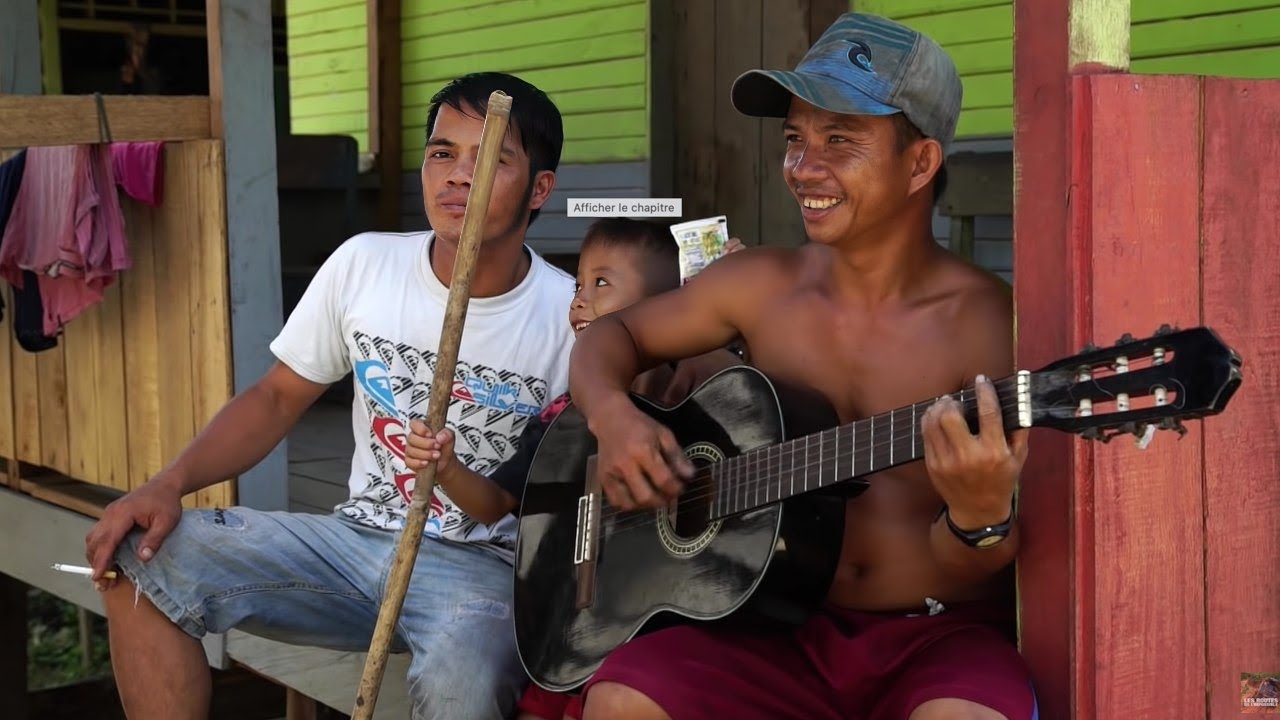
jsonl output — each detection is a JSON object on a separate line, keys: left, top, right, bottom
{"left": 528, "top": 170, "right": 557, "bottom": 211}
{"left": 907, "top": 138, "right": 944, "bottom": 198}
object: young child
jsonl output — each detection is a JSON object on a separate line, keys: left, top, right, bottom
{"left": 404, "top": 217, "right": 742, "bottom": 720}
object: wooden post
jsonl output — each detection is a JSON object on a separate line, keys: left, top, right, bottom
{"left": 1199, "top": 78, "right": 1280, "bottom": 718}
{"left": 1012, "top": 0, "right": 1129, "bottom": 718}
{"left": 37, "top": 0, "right": 61, "bottom": 94}
{"left": 285, "top": 688, "right": 318, "bottom": 720}
{"left": 1009, "top": 1, "right": 1246, "bottom": 718}
{"left": 648, "top": 0, "right": 676, "bottom": 202}
{"left": 205, "top": 0, "right": 287, "bottom": 511}
{"left": 368, "top": 0, "right": 402, "bottom": 232}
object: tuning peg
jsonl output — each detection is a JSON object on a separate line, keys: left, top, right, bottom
{"left": 1158, "top": 417, "right": 1188, "bottom": 438}
{"left": 1135, "top": 423, "right": 1157, "bottom": 450}
{"left": 1115, "top": 332, "right": 1135, "bottom": 346}
{"left": 1080, "top": 343, "right": 1098, "bottom": 354}
{"left": 1154, "top": 323, "right": 1176, "bottom": 336}
{"left": 1080, "top": 427, "right": 1103, "bottom": 442}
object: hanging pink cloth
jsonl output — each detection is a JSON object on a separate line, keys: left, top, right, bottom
{"left": 111, "top": 141, "right": 165, "bottom": 206}
{"left": 0, "top": 144, "right": 131, "bottom": 336}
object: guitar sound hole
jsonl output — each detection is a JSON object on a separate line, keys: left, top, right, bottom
{"left": 668, "top": 460, "right": 714, "bottom": 540}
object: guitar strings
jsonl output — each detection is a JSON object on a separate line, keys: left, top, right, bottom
{"left": 597, "top": 378, "right": 1022, "bottom": 523}
{"left": 590, "top": 377, "right": 1030, "bottom": 529}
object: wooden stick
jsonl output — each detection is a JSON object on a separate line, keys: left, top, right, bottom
{"left": 350, "top": 89, "right": 513, "bottom": 719}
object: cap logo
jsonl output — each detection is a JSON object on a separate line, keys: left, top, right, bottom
{"left": 847, "top": 41, "right": 874, "bottom": 73}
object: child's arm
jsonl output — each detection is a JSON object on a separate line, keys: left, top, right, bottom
{"left": 404, "top": 420, "right": 518, "bottom": 524}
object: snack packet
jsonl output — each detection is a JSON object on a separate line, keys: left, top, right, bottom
{"left": 669, "top": 215, "right": 729, "bottom": 284}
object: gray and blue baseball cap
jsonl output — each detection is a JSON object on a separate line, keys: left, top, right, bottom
{"left": 731, "top": 13, "right": 963, "bottom": 152}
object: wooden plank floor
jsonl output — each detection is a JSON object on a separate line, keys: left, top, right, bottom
{"left": 288, "top": 402, "right": 354, "bottom": 515}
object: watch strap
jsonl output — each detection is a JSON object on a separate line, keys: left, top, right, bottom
{"left": 941, "top": 500, "right": 1016, "bottom": 548}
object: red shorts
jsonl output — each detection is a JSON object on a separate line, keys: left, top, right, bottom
{"left": 576, "top": 599, "right": 1038, "bottom": 720}
{"left": 516, "top": 684, "right": 583, "bottom": 719}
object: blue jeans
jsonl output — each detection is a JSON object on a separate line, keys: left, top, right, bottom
{"left": 113, "top": 507, "right": 526, "bottom": 720}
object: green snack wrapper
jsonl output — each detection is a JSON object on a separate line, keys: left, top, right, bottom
{"left": 669, "top": 215, "right": 729, "bottom": 285}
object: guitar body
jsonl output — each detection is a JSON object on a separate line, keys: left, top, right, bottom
{"left": 512, "top": 325, "right": 1245, "bottom": 693}
{"left": 513, "top": 366, "right": 856, "bottom": 692}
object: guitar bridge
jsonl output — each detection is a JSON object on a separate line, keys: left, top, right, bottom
{"left": 573, "top": 455, "right": 602, "bottom": 609}
{"left": 573, "top": 493, "right": 598, "bottom": 564}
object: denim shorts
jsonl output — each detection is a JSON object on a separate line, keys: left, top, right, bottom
{"left": 113, "top": 507, "right": 526, "bottom": 720}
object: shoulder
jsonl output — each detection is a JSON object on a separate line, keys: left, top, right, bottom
{"left": 680, "top": 243, "right": 811, "bottom": 303}
{"left": 323, "top": 230, "right": 425, "bottom": 271}
{"left": 675, "top": 348, "right": 743, "bottom": 379}
{"left": 528, "top": 249, "right": 576, "bottom": 294}
{"left": 341, "top": 230, "right": 425, "bottom": 253}
{"left": 952, "top": 261, "right": 1014, "bottom": 329}
{"left": 937, "top": 258, "right": 1016, "bottom": 376}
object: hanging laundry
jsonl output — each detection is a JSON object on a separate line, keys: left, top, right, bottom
{"left": 111, "top": 141, "right": 165, "bottom": 207}
{"left": 0, "top": 144, "right": 131, "bottom": 337}
{"left": 0, "top": 150, "right": 58, "bottom": 352}
{"left": 0, "top": 150, "right": 20, "bottom": 323}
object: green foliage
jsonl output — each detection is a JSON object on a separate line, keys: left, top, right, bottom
{"left": 27, "top": 589, "right": 113, "bottom": 690}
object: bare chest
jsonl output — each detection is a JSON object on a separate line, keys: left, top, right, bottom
{"left": 743, "top": 295, "right": 968, "bottom": 423}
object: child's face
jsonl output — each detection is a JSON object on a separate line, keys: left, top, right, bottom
{"left": 570, "top": 243, "right": 650, "bottom": 335}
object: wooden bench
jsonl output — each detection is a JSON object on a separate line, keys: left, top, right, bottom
{"left": 0, "top": 479, "right": 412, "bottom": 719}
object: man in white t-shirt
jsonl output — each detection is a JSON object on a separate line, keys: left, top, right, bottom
{"left": 83, "top": 72, "right": 577, "bottom": 720}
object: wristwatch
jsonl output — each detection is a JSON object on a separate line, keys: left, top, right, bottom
{"left": 943, "top": 503, "right": 1015, "bottom": 548}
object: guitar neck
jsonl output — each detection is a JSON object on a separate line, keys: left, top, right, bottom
{"left": 709, "top": 381, "right": 1021, "bottom": 519}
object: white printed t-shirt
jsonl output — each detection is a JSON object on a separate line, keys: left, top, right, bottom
{"left": 269, "top": 231, "right": 576, "bottom": 562}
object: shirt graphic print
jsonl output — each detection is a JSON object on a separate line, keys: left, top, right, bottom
{"left": 336, "top": 328, "right": 551, "bottom": 550}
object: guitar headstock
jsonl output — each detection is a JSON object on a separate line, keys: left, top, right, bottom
{"left": 1024, "top": 325, "right": 1242, "bottom": 444}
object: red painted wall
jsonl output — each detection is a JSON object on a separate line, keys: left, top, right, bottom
{"left": 1015, "top": 72, "right": 1280, "bottom": 718}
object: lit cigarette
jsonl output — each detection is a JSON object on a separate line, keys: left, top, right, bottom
{"left": 51, "top": 563, "right": 117, "bottom": 580}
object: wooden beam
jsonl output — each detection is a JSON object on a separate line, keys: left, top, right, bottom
{"left": 648, "top": 0, "right": 676, "bottom": 200}
{"left": 1012, "top": 1, "right": 1129, "bottom": 719}
{"left": 206, "top": 0, "right": 224, "bottom": 138}
{"left": 226, "top": 630, "right": 413, "bottom": 720}
{"left": 0, "top": 488, "right": 105, "bottom": 616}
{"left": 38, "top": 0, "right": 62, "bottom": 106}
{"left": 59, "top": 17, "right": 208, "bottom": 38}
{"left": 368, "top": 0, "right": 401, "bottom": 231}
{"left": 286, "top": 689, "right": 318, "bottom": 720}
{"left": 205, "top": 0, "right": 286, "bottom": 511}
{"left": 1070, "top": 0, "right": 1131, "bottom": 71}
{"left": 0, "top": 95, "right": 212, "bottom": 147}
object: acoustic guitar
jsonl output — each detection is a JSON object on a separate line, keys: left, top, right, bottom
{"left": 512, "top": 325, "right": 1242, "bottom": 692}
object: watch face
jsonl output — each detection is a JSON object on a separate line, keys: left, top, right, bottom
{"left": 976, "top": 534, "right": 1006, "bottom": 548}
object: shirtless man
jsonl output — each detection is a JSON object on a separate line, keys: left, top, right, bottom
{"left": 566, "top": 13, "right": 1037, "bottom": 720}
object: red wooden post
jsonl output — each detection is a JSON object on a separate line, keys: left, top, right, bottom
{"left": 1200, "top": 78, "right": 1280, "bottom": 719}
{"left": 1017, "top": 2, "right": 1280, "bottom": 718}
{"left": 1073, "top": 74, "right": 1208, "bottom": 718}
{"left": 1012, "top": 2, "right": 1130, "bottom": 717}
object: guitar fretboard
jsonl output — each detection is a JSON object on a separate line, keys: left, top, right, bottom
{"left": 708, "top": 384, "right": 1018, "bottom": 519}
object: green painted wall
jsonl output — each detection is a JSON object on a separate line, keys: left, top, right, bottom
{"left": 284, "top": 0, "right": 649, "bottom": 169}
{"left": 399, "top": 0, "right": 649, "bottom": 170}
{"left": 858, "top": 0, "right": 1280, "bottom": 139}
{"left": 286, "top": 0, "right": 369, "bottom": 151}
